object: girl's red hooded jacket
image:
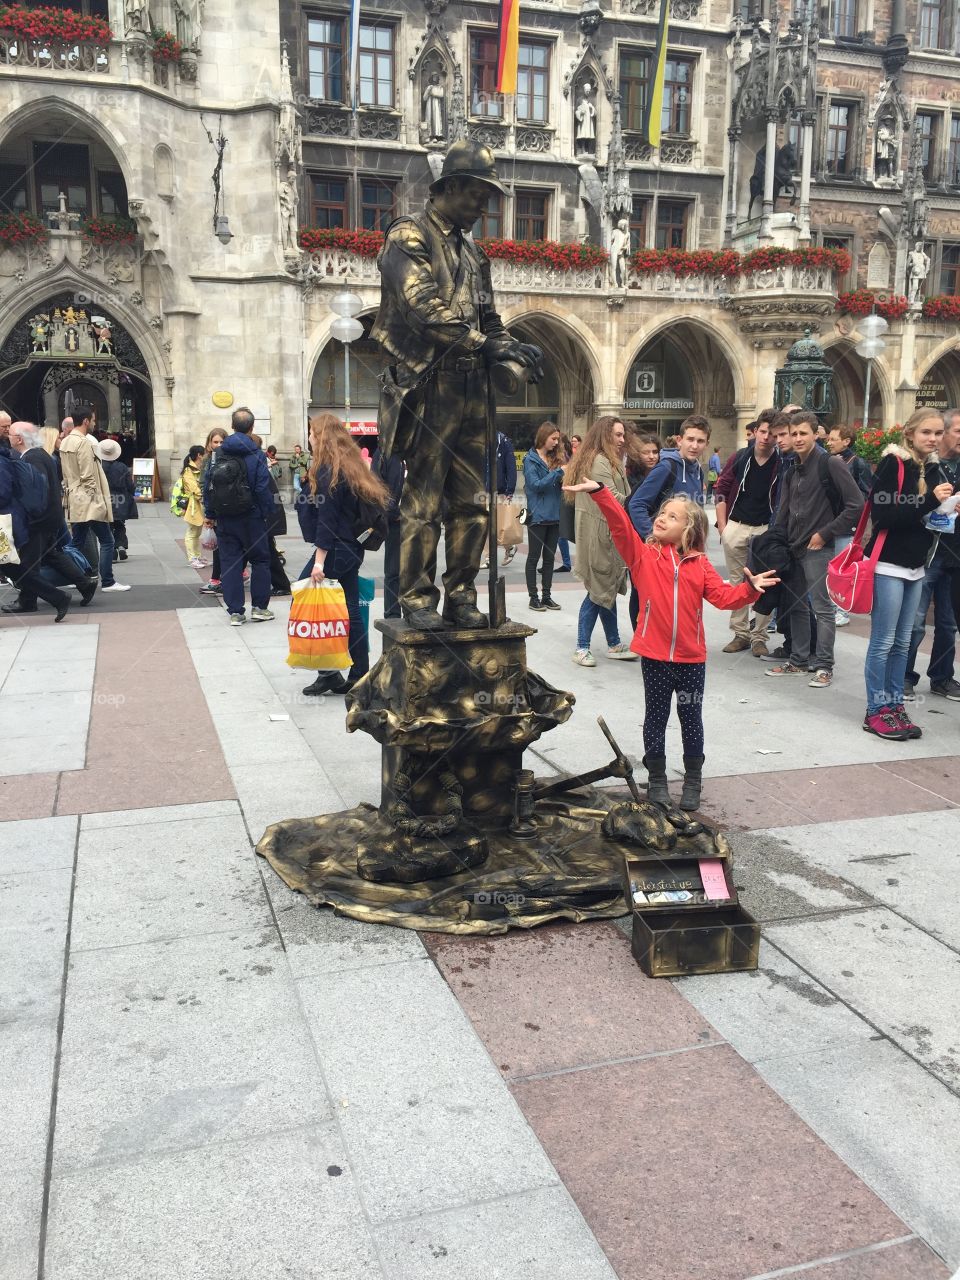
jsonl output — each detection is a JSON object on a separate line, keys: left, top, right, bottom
{"left": 591, "top": 485, "right": 760, "bottom": 663}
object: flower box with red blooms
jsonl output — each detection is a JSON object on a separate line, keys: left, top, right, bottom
{"left": 0, "top": 4, "right": 112, "bottom": 42}
{"left": 150, "top": 28, "right": 182, "bottom": 62}
{"left": 853, "top": 425, "right": 903, "bottom": 465}
{"left": 298, "top": 227, "right": 385, "bottom": 258}
{"left": 80, "top": 216, "right": 137, "bottom": 247}
{"left": 0, "top": 211, "right": 48, "bottom": 247}
{"left": 477, "top": 238, "right": 609, "bottom": 270}
{"left": 740, "top": 245, "right": 852, "bottom": 275}
{"left": 629, "top": 245, "right": 851, "bottom": 279}
{"left": 922, "top": 295, "right": 960, "bottom": 321}
{"left": 836, "top": 290, "right": 909, "bottom": 320}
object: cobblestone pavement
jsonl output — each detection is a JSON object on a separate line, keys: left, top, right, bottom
{"left": 2, "top": 506, "right": 957, "bottom": 1279}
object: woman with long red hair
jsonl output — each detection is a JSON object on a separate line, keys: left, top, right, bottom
{"left": 297, "top": 414, "right": 389, "bottom": 697}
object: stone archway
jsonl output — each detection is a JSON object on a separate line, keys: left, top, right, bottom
{"left": 915, "top": 348, "right": 960, "bottom": 414}
{"left": 496, "top": 311, "right": 598, "bottom": 449}
{"left": 620, "top": 320, "right": 739, "bottom": 444}
{"left": 819, "top": 339, "right": 892, "bottom": 428}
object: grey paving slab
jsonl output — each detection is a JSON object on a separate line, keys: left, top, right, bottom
{"left": 265, "top": 876, "right": 426, "bottom": 978}
{"left": 80, "top": 800, "right": 241, "bottom": 831}
{"left": 0, "top": 1169, "right": 41, "bottom": 1280}
{"left": 765, "top": 812, "right": 960, "bottom": 950}
{"left": 756, "top": 1039, "right": 960, "bottom": 1269}
{"left": 53, "top": 928, "right": 330, "bottom": 1172}
{"left": 0, "top": 692, "right": 91, "bottom": 776}
{"left": 0, "top": 868, "right": 71, "bottom": 1025}
{"left": 375, "top": 1185, "right": 615, "bottom": 1280}
{"left": 70, "top": 815, "right": 271, "bottom": 952}
{"left": 297, "top": 958, "right": 560, "bottom": 1224}
{"left": 0, "top": 657, "right": 94, "bottom": 697}
{"left": 46, "top": 1123, "right": 382, "bottom": 1280}
{"left": 0, "top": 814, "right": 77, "bottom": 876}
{"left": 234, "top": 763, "right": 344, "bottom": 834}
{"left": 675, "top": 940, "right": 878, "bottom": 1064}
{"left": 0, "top": 1017, "right": 56, "bottom": 1173}
{"left": 724, "top": 831, "right": 874, "bottom": 924}
{"left": 767, "top": 908, "right": 960, "bottom": 1090}
{"left": 215, "top": 718, "right": 313, "bottom": 767}
{"left": 0, "top": 629, "right": 25, "bottom": 688}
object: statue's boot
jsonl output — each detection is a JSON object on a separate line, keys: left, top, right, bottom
{"left": 402, "top": 605, "right": 448, "bottom": 632}
{"left": 442, "top": 600, "right": 488, "bottom": 630}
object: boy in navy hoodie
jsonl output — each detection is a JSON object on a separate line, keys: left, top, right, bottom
{"left": 628, "top": 415, "right": 710, "bottom": 539}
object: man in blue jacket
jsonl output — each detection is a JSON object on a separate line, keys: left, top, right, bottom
{"left": 0, "top": 447, "right": 71, "bottom": 621}
{"left": 202, "top": 407, "right": 275, "bottom": 626}
{"left": 628, "top": 415, "right": 710, "bottom": 538}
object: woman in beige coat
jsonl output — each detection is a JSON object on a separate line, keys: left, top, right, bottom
{"left": 563, "top": 415, "right": 638, "bottom": 667}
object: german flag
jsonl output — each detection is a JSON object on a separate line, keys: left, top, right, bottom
{"left": 642, "top": 0, "right": 671, "bottom": 148}
{"left": 496, "top": 0, "right": 520, "bottom": 95}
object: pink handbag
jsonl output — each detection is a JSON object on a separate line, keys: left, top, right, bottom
{"left": 826, "top": 456, "right": 903, "bottom": 614}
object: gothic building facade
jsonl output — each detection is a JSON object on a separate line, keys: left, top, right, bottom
{"left": 1, "top": 0, "right": 959, "bottom": 479}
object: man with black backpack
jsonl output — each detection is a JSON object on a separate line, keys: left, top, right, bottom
{"left": 202, "top": 406, "right": 275, "bottom": 626}
{"left": 766, "top": 412, "right": 864, "bottom": 688}
{"left": 0, "top": 439, "right": 71, "bottom": 622}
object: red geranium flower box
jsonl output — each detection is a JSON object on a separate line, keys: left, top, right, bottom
{"left": 0, "top": 211, "right": 49, "bottom": 247}
{"left": 0, "top": 4, "right": 112, "bottom": 42}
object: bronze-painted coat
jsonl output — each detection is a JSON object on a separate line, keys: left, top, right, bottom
{"left": 574, "top": 454, "right": 630, "bottom": 609}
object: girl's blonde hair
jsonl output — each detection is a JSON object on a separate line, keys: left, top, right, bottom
{"left": 563, "top": 415, "right": 625, "bottom": 498}
{"left": 204, "top": 427, "right": 225, "bottom": 453}
{"left": 648, "top": 495, "right": 709, "bottom": 555}
{"left": 900, "top": 408, "right": 942, "bottom": 496}
{"left": 39, "top": 426, "right": 59, "bottom": 455}
{"left": 308, "top": 412, "right": 389, "bottom": 505}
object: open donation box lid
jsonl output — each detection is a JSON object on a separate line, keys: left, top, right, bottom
{"left": 621, "top": 853, "right": 738, "bottom": 913}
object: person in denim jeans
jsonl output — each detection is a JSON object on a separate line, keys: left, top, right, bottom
{"left": 904, "top": 409, "right": 960, "bottom": 700}
{"left": 861, "top": 412, "right": 953, "bottom": 739}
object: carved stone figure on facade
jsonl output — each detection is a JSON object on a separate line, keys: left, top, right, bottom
{"left": 278, "top": 168, "right": 300, "bottom": 255}
{"left": 874, "top": 122, "right": 897, "bottom": 180}
{"left": 609, "top": 217, "right": 630, "bottom": 290}
{"left": 907, "top": 240, "right": 930, "bottom": 304}
{"left": 276, "top": 42, "right": 303, "bottom": 172}
{"left": 575, "top": 82, "right": 597, "bottom": 155}
{"left": 174, "top": 0, "right": 203, "bottom": 50}
{"left": 124, "top": 0, "right": 149, "bottom": 33}
{"left": 422, "top": 73, "right": 447, "bottom": 145}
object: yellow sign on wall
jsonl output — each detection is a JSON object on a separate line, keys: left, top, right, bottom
{"left": 212, "top": 391, "right": 234, "bottom": 409}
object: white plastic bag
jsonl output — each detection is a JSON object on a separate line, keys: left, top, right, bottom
{"left": 200, "top": 525, "right": 218, "bottom": 551}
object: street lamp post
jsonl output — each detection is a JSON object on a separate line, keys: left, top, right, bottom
{"left": 329, "top": 291, "right": 364, "bottom": 426}
{"left": 855, "top": 311, "right": 888, "bottom": 429}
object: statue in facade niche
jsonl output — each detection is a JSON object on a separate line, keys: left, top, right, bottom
{"left": 907, "top": 241, "right": 930, "bottom": 303}
{"left": 874, "top": 122, "right": 897, "bottom": 180}
{"left": 575, "top": 82, "right": 597, "bottom": 154}
{"left": 422, "top": 73, "right": 446, "bottom": 145}
{"left": 174, "top": 0, "right": 203, "bottom": 50}
{"left": 609, "top": 217, "right": 630, "bottom": 289}
{"left": 278, "top": 169, "right": 299, "bottom": 254}
{"left": 124, "top": 0, "right": 149, "bottom": 32}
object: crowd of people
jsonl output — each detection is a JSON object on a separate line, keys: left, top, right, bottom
{"left": 4, "top": 398, "right": 958, "bottom": 808}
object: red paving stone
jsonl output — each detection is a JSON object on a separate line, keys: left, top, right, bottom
{"left": 698, "top": 760, "right": 956, "bottom": 831}
{"left": 781, "top": 1238, "right": 950, "bottom": 1279}
{"left": 0, "top": 772, "right": 60, "bottom": 821}
{"left": 510, "top": 1044, "right": 913, "bottom": 1280}
{"left": 54, "top": 611, "right": 235, "bottom": 816}
{"left": 426, "top": 922, "right": 720, "bottom": 1079}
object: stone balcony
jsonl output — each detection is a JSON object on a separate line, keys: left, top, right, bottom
{"left": 0, "top": 32, "right": 111, "bottom": 73}
{"left": 0, "top": 228, "right": 143, "bottom": 303}
{"left": 0, "top": 34, "right": 198, "bottom": 90}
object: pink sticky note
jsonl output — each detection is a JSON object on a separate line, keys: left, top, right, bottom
{"left": 699, "top": 859, "right": 730, "bottom": 902}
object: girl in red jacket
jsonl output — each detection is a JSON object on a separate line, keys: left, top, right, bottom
{"left": 564, "top": 480, "right": 779, "bottom": 810}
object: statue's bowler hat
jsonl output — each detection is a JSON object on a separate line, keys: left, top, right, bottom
{"left": 429, "top": 140, "right": 507, "bottom": 196}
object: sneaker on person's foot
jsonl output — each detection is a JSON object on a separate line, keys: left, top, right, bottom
{"left": 606, "top": 643, "right": 638, "bottom": 660}
{"left": 503, "top": 546, "right": 516, "bottom": 564}
{"left": 765, "top": 662, "right": 805, "bottom": 677}
{"left": 554, "top": 564, "right": 571, "bottom": 573}
{"left": 808, "top": 669, "right": 832, "bottom": 688}
{"left": 722, "top": 636, "right": 751, "bottom": 653}
{"left": 763, "top": 644, "right": 789, "bottom": 660}
{"left": 891, "top": 704, "right": 922, "bottom": 738}
{"left": 902, "top": 682, "right": 917, "bottom": 701}
{"left": 199, "top": 580, "right": 221, "bottom": 595}
{"left": 242, "top": 569, "right": 251, "bottom": 582}
{"left": 101, "top": 582, "right": 131, "bottom": 592}
{"left": 863, "top": 708, "right": 909, "bottom": 740}
{"left": 189, "top": 557, "right": 206, "bottom": 569}
{"left": 930, "top": 678, "right": 960, "bottom": 701}
{"left": 228, "top": 612, "right": 246, "bottom": 626}
{"left": 572, "top": 649, "right": 596, "bottom": 667}
{"left": 835, "top": 612, "right": 850, "bottom": 627}
{"left": 250, "top": 607, "right": 275, "bottom": 622}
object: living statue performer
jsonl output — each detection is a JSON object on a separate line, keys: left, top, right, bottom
{"left": 371, "top": 141, "right": 542, "bottom": 632}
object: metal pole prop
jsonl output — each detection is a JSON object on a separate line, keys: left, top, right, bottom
{"left": 485, "top": 377, "right": 506, "bottom": 629}
{"left": 862, "top": 357, "right": 872, "bottom": 430}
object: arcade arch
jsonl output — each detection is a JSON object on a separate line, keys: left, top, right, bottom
{"left": 621, "top": 321, "right": 739, "bottom": 440}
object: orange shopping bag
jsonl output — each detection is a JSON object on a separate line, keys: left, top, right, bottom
{"left": 286, "top": 578, "right": 352, "bottom": 671}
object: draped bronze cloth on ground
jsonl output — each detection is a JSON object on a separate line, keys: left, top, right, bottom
{"left": 255, "top": 791, "right": 731, "bottom": 936}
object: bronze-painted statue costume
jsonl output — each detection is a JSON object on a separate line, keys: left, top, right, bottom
{"left": 371, "top": 141, "right": 540, "bottom": 632}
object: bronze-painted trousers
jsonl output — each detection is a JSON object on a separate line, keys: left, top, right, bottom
{"left": 398, "top": 367, "right": 488, "bottom": 615}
